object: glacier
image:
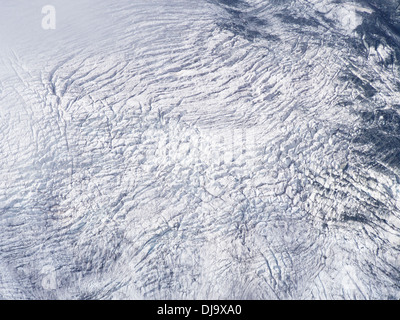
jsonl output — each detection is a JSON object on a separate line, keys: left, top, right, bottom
{"left": 0, "top": 0, "right": 399, "bottom": 299}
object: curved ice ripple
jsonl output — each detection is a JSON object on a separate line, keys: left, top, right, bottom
{"left": 0, "top": 0, "right": 399, "bottom": 299}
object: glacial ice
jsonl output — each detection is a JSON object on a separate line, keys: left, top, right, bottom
{"left": 0, "top": 0, "right": 399, "bottom": 299}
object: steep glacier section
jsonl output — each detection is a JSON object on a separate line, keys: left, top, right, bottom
{"left": 0, "top": 0, "right": 399, "bottom": 299}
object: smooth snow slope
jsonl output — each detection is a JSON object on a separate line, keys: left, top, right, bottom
{"left": 0, "top": 0, "right": 399, "bottom": 299}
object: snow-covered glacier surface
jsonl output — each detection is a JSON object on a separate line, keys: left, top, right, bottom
{"left": 0, "top": 0, "right": 400, "bottom": 299}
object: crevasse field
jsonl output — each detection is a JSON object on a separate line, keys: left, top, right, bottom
{"left": 0, "top": 0, "right": 400, "bottom": 300}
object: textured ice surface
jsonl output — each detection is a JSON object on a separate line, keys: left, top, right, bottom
{"left": 0, "top": 0, "right": 400, "bottom": 299}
